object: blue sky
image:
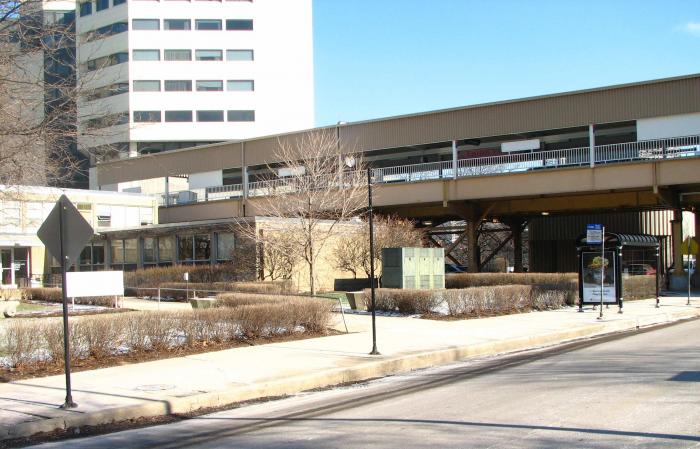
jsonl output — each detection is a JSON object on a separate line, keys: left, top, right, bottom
{"left": 313, "top": 0, "right": 700, "bottom": 127}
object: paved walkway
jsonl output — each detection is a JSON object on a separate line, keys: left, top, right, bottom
{"left": 1, "top": 295, "right": 698, "bottom": 440}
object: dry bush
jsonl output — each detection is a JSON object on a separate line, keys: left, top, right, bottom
{"left": 134, "top": 280, "right": 295, "bottom": 300}
{"left": 622, "top": 275, "right": 657, "bottom": 300}
{"left": 20, "top": 288, "right": 116, "bottom": 307}
{"left": 362, "top": 289, "right": 442, "bottom": 314}
{"left": 446, "top": 273, "right": 578, "bottom": 306}
{"left": 216, "top": 293, "right": 281, "bottom": 308}
{"left": 444, "top": 285, "right": 567, "bottom": 317}
{"left": 124, "top": 265, "right": 252, "bottom": 292}
{"left": 2, "top": 320, "right": 40, "bottom": 367}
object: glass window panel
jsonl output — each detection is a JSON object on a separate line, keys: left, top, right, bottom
{"left": 133, "top": 110, "right": 161, "bottom": 122}
{"left": 226, "top": 19, "right": 253, "bottom": 30}
{"left": 195, "top": 19, "right": 221, "bottom": 30}
{"left": 143, "top": 238, "right": 156, "bottom": 263}
{"left": 132, "top": 19, "right": 160, "bottom": 30}
{"left": 217, "top": 233, "right": 235, "bottom": 260}
{"left": 133, "top": 80, "right": 161, "bottom": 92}
{"left": 96, "top": 0, "right": 109, "bottom": 10}
{"left": 196, "top": 80, "right": 223, "bottom": 91}
{"left": 111, "top": 240, "right": 123, "bottom": 264}
{"left": 159, "top": 236, "right": 174, "bottom": 262}
{"left": 79, "top": 1, "right": 92, "bottom": 16}
{"left": 164, "top": 80, "right": 192, "bottom": 91}
{"left": 164, "top": 19, "right": 191, "bottom": 30}
{"left": 194, "top": 234, "right": 211, "bottom": 260}
{"left": 164, "top": 110, "right": 193, "bottom": 122}
{"left": 227, "top": 80, "right": 254, "bottom": 91}
{"left": 79, "top": 246, "right": 92, "bottom": 266}
{"left": 227, "top": 110, "right": 255, "bottom": 122}
{"left": 178, "top": 235, "right": 193, "bottom": 261}
{"left": 113, "top": 0, "right": 126, "bottom": 5}
{"left": 133, "top": 49, "right": 160, "bottom": 61}
{"left": 92, "top": 244, "right": 105, "bottom": 265}
{"left": 197, "top": 110, "right": 224, "bottom": 122}
{"left": 164, "top": 49, "right": 191, "bottom": 61}
{"left": 124, "top": 239, "right": 138, "bottom": 264}
{"left": 226, "top": 49, "right": 254, "bottom": 61}
{"left": 195, "top": 49, "right": 222, "bottom": 61}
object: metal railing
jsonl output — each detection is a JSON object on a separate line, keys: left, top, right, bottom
{"left": 159, "top": 135, "right": 700, "bottom": 206}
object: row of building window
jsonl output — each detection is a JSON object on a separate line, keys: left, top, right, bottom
{"left": 133, "top": 48, "right": 252, "bottom": 61}
{"left": 133, "top": 79, "right": 254, "bottom": 92}
{"left": 80, "top": 0, "right": 125, "bottom": 17}
{"left": 82, "top": 21, "right": 127, "bottom": 43}
{"left": 134, "top": 110, "right": 255, "bottom": 122}
{"left": 132, "top": 18, "right": 253, "bottom": 30}
{"left": 85, "top": 49, "right": 252, "bottom": 72}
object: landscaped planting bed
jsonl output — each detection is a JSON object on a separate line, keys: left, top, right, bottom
{"left": 20, "top": 288, "right": 117, "bottom": 307}
{"left": 446, "top": 273, "right": 578, "bottom": 305}
{"left": 0, "top": 295, "right": 334, "bottom": 380}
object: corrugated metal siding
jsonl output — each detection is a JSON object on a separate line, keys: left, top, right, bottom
{"left": 98, "top": 75, "right": 700, "bottom": 184}
{"left": 528, "top": 210, "right": 674, "bottom": 273}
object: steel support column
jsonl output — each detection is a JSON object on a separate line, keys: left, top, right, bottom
{"left": 672, "top": 209, "right": 684, "bottom": 276}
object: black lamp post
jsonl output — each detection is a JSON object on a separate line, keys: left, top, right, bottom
{"left": 367, "top": 167, "right": 380, "bottom": 355}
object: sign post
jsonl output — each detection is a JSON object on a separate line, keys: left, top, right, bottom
{"left": 37, "top": 195, "right": 94, "bottom": 409}
{"left": 586, "top": 224, "right": 606, "bottom": 319}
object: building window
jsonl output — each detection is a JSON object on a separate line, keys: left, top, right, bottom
{"left": 86, "top": 52, "right": 128, "bottom": 71}
{"left": 195, "top": 19, "right": 222, "bottom": 30}
{"left": 164, "top": 80, "right": 192, "bottom": 91}
{"left": 96, "top": 205, "right": 112, "bottom": 227}
{"left": 133, "top": 110, "right": 162, "bottom": 122}
{"left": 197, "top": 110, "right": 224, "bottom": 122}
{"left": 195, "top": 49, "right": 222, "bottom": 61}
{"left": 226, "top": 49, "right": 254, "bottom": 61}
{"left": 227, "top": 110, "right": 255, "bottom": 122}
{"left": 165, "top": 110, "right": 193, "bottom": 122}
{"left": 84, "top": 22, "right": 128, "bottom": 42}
{"left": 217, "top": 232, "right": 235, "bottom": 261}
{"left": 79, "top": 1, "right": 92, "bottom": 16}
{"left": 86, "top": 82, "right": 129, "bottom": 101}
{"left": 196, "top": 80, "right": 223, "bottom": 91}
{"left": 143, "top": 237, "right": 156, "bottom": 264}
{"left": 96, "top": 0, "right": 109, "bottom": 11}
{"left": 85, "top": 112, "right": 129, "bottom": 129}
{"left": 178, "top": 234, "right": 211, "bottom": 262}
{"left": 110, "top": 240, "right": 123, "bottom": 264}
{"left": 227, "top": 80, "right": 254, "bottom": 91}
{"left": 133, "top": 80, "right": 161, "bottom": 92}
{"left": 132, "top": 19, "right": 160, "bottom": 30}
{"left": 164, "top": 19, "right": 191, "bottom": 30}
{"left": 158, "top": 236, "right": 175, "bottom": 264}
{"left": 164, "top": 49, "right": 192, "bottom": 61}
{"left": 113, "top": 0, "right": 126, "bottom": 6}
{"left": 226, "top": 19, "right": 253, "bottom": 30}
{"left": 133, "top": 49, "right": 160, "bottom": 61}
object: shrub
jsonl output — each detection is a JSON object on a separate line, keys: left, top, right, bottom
{"left": 124, "top": 265, "right": 256, "bottom": 291}
{"left": 622, "top": 275, "right": 657, "bottom": 300}
{"left": 1, "top": 297, "right": 334, "bottom": 370}
{"left": 443, "top": 285, "right": 567, "bottom": 317}
{"left": 446, "top": 273, "right": 578, "bottom": 306}
{"left": 362, "top": 289, "right": 442, "bottom": 314}
{"left": 20, "top": 288, "right": 117, "bottom": 307}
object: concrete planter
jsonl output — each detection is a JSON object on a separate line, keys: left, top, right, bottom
{"left": 0, "top": 300, "right": 19, "bottom": 318}
{"left": 189, "top": 298, "right": 216, "bottom": 309}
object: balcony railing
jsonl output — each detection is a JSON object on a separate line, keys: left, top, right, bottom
{"left": 160, "top": 135, "right": 700, "bottom": 206}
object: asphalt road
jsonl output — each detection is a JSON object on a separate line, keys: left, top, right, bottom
{"left": 27, "top": 319, "right": 700, "bottom": 449}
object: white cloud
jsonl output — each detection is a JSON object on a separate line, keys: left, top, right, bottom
{"left": 678, "top": 22, "right": 700, "bottom": 37}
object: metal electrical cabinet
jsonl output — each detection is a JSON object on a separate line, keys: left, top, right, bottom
{"left": 381, "top": 247, "right": 445, "bottom": 289}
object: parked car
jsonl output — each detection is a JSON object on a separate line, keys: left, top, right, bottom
{"left": 625, "top": 264, "right": 656, "bottom": 276}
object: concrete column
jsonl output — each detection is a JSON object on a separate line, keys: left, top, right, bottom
{"left": 589, "top": 124, "right": 596, "bottom": 168}
{"left": 164, "top": 176, "right": 170, "bottom": 206}
{"left": 467, "top": 221, "right": 480, "bottom": 273}
{"left": 672, "top": 209, "right": 684, "bottom": 276}
{"left": 692, "top": 210, "right": 699, "bottom": 288}
{"left": 242, "top": 166, "right": 249, "bottom": 200}
{"left": 512, "top": 223, "right": 524, "bottom": 273}
{"left": 452, "top": 140, "right": 458, "bottom": 179}
{"left": 137, "top": 238, "right": 144, "bottom": 269}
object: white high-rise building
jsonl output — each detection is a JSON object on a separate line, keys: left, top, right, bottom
{"left": 76, "top": 0, "right": 314, "bottom": 173}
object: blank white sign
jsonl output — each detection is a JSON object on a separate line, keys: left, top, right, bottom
{"left": 66, "top": 271, "right": 124, "bottom": 298}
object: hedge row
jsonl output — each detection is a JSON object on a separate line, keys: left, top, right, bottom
{"left": 363, "top": 285, "right": 569, "bottom": 316}
{"left": 21, "top": 288, "right": 117, "bottom": 308}
{"left": 1, "top": 298, "right": 333, "bottom": 369}
{"left": 446, "top": 273, "right": 578, "bottom": 305}
{"left": 124, "top": 265, "right": 241, "bottom": 288}
{"left": 145, "top": 281, "right": 294, "bottom": 300}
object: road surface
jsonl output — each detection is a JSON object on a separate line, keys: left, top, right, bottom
{"left": 27, "top": 319, "right": 700, "bottom": 448}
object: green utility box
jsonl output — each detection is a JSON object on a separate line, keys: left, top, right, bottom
{"left": 381, "top": 247, "right": 445, "bottom": 289}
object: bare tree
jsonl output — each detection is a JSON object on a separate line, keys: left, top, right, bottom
{"left": 243, "top": 130, "right": 367, "bottom": 295}
{"left": 259, "top": 230, "right": 301, "bottom": 281}
{"left": 333, "top": 215, "right": 425, "bottom": 279}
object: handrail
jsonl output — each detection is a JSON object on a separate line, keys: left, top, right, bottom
{"left": 160, "top": 135, "right": 700, "bottom": 206}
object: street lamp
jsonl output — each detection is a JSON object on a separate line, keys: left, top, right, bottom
{"left": 367, "top": 167, "right": 380, "bottom": 355}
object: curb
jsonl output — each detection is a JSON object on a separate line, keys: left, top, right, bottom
{"left": 3, "top": 306, "right": 699, "bottom": 440}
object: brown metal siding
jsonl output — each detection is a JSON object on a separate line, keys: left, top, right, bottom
{"left": 98, "top": 75, "right": 700, "bottom": 185}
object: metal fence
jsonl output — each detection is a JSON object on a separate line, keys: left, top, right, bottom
{"left": 160, "top": 135, "right": 700, "bottom": 206}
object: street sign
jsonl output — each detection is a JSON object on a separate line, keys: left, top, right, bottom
{"left": 36, "top": 195, "right": 94, "bottom": 410}
{"left": 586, "top": 224, "right": 603, "bottom": 245}
{"left": 37, "top": 195, "right": 94, "bottom": 266}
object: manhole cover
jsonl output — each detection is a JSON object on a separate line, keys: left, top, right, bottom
{"left": 135, "top": 384, "right": 175, "bottom": 392}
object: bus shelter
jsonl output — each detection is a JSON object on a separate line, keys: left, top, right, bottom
{"left": 576, "top": 233, "right": 660, "bottom": 312}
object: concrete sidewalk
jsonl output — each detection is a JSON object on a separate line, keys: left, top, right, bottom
{"left": 1, "top": 296, "right": 698, "bottom": 440}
